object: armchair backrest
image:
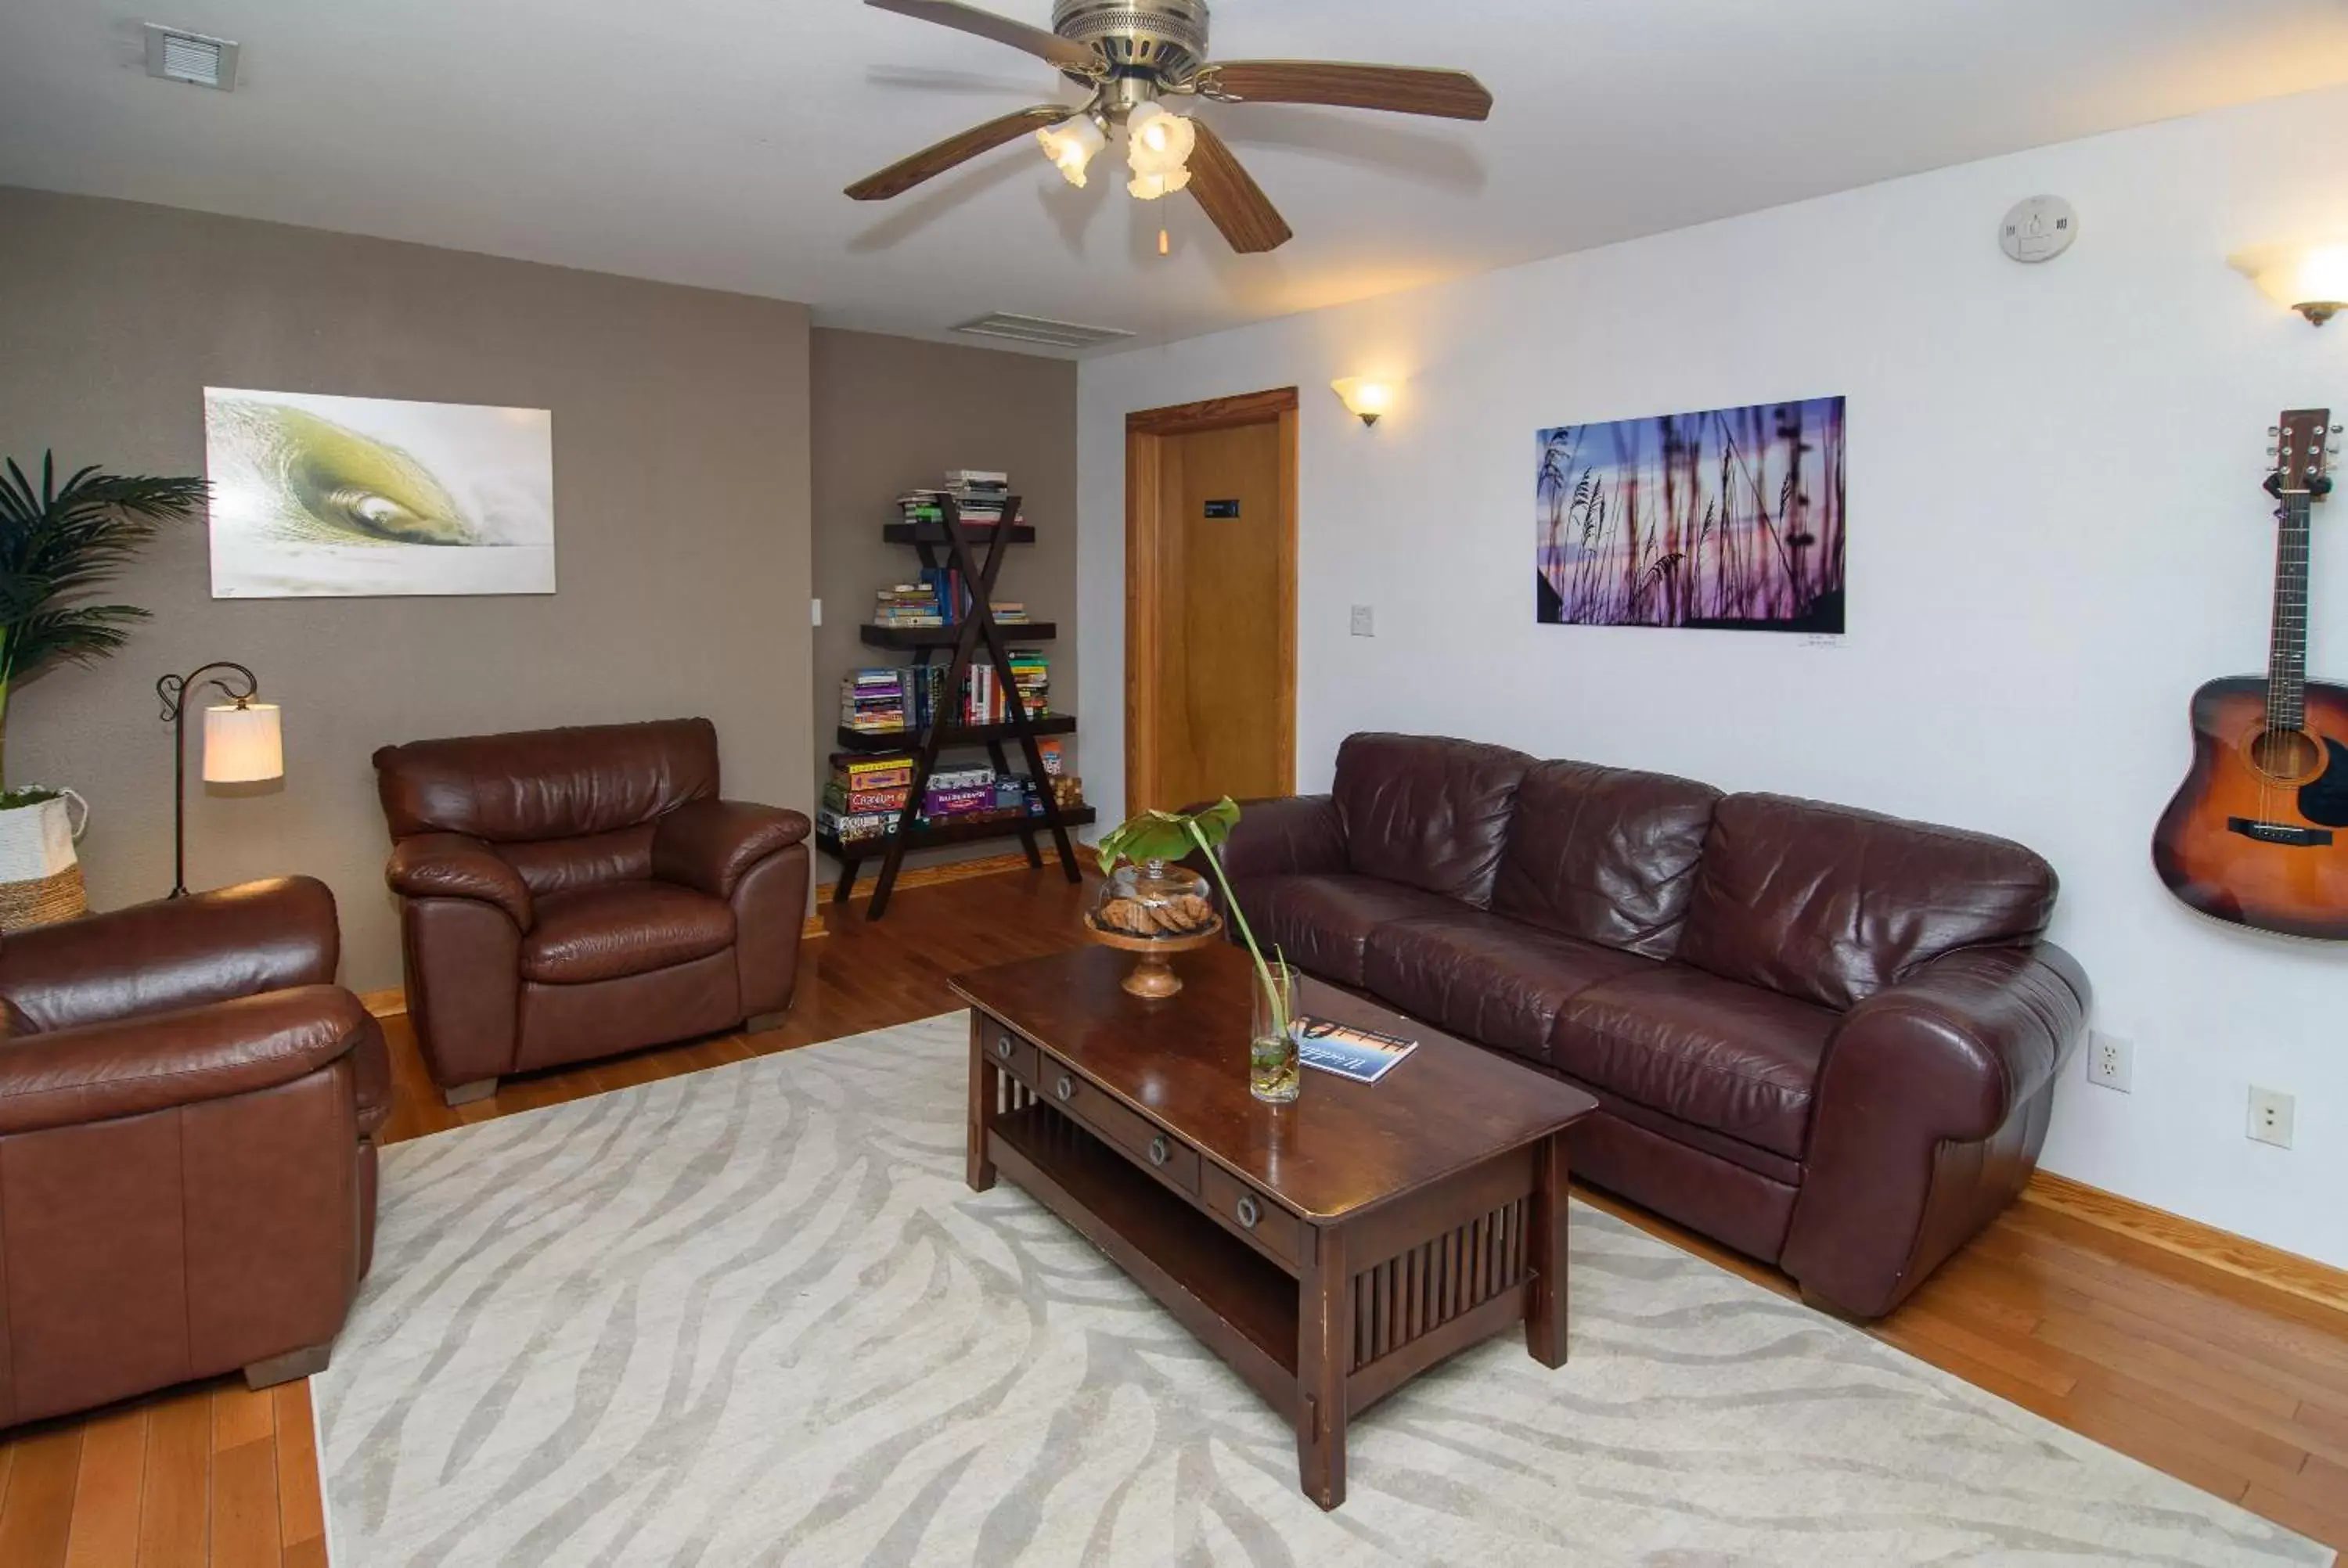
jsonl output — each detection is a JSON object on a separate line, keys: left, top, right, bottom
{"left": 373, "top": 719, "right": 719, "bottom": 895}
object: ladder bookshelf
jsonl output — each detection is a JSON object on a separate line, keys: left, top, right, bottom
{"left": 823, "top": 494, "right": 1088, "bottom": 917}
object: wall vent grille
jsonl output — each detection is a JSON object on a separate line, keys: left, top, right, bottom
{"left": 952, "top": 312, "right": 1134, "bottom": 351}
{"left": 143, "top": 25, "right": 239, "bottom": 90}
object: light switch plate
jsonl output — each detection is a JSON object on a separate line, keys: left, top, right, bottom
{"left": 1350, "top": 605, "right": 1375, "bottom": 638}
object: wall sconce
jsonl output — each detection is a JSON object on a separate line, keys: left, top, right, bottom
{"left": 1331, "top": 377, "right": 1397, "bottom": 427}
{"left": 156, "top": 660, "right": 284, "bottom": 898}
{"left": 2231, "top": 242, "right": 2348, "bottom": 325}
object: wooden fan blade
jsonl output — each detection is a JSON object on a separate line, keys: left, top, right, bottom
{"left": 845, "top": 104, "right": 1076, "bottom": 201}
{"left": 1185, "top": 120, "right": 1292, "bottom": 254}
{"left": 1196, "top": 60, "right": 1493, "bottom": 120}
{"left": 864, "top": 0, "right": 1103, "bottom": 72}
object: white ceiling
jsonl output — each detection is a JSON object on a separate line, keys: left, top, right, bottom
{"left": 9, "top": 0, "right": 2348, "bottom": 355}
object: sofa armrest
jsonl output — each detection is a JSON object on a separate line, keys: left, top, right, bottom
{"left": 652, "top": 800, "right": 812, "bottom": 901}
{"left": 1220, "top": 794, "right": 1345, "bottom": 881}
{"left": 1782, "top": 943, "right": 2089, "bottom": 1317}
{"left": 0, "top": 876, "right": 339, "bottom": 1034}
{"left": 386, "top": 833, "right": 533, "bottom": 932}
{"left": 0, "top": 984, "right": 375, "bottom": 1137}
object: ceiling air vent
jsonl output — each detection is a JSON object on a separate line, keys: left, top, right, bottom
{"left": 953, "top": 312, "right": 1134, "bottom": 351}
{"left": 143, "top": 24, "right": 239, "bottom": 91}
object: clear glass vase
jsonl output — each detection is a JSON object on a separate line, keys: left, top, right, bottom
{"left": 1249, "top": 961, "right": 1301, "bottom": 1104}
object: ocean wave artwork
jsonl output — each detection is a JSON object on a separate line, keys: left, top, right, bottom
{"left": 1537, "top": 396, "right": 1844, "bottom": 632}
{"left": 205, "top": 387, "right": 555, "bottom": 598}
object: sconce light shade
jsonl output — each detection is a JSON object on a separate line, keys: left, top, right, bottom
{"left": 203, "top": 702, "right": 283, "bottom": 782}
{"left": 1331, "top": 377, "right": 1396, "bottom": 426}
{"left": 2231, "top": 243, "right": 2348, "bottom": 325}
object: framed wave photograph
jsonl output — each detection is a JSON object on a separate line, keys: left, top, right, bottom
{"left": 205, "top": 388, "right": 555, "bottom": 598}
{"left": 1536, "top": 395, "right": 1845, "bottom": 633}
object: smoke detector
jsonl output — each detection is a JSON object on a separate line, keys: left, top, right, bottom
{"left": 143, "top": 24, "right": 239, "bottom": 91}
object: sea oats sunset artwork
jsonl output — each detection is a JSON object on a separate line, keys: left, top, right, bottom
{"left": 205, "top": 388, "right": 554, "bottom": 597}
{"left": 1537, "top": 396, "right": 1845, "bottom": 632}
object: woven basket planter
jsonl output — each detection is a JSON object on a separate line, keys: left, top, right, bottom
{"left": 0, "top": 792, "right": 90, "bottom": 933}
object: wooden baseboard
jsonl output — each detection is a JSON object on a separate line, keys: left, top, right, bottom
{"left": 2022, "top": 1169, "right": 2348, "bottom": 1318}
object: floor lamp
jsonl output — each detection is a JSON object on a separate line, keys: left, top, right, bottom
{"left": 157, "top": 660, "right": 284, "bottom": 899}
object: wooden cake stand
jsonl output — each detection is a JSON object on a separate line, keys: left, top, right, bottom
{"left": 1084, "top": 917, "right": 1225, "bottom": 998}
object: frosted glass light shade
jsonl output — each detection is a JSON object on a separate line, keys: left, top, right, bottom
{"left": 203, "top": 703, "right": 283, "bottom": 782}
{"left": 2231, "top": 243, "right": 2348, "bottom": 324}
{"left": 1331, "top": 377, "right": 1397, "bottom": 426}
{"left": 1124, "top": 102, "right": 1195, "bottom": 199}
{"left": 1036, "top": 116, "right": 1105, "bottom": 187}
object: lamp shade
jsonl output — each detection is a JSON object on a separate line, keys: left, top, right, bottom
{"left": 2230, "top": 243, "right": 2348, "bottom": 322}
{"left": 203, "top": 702, "right": 283, "bottom": 782}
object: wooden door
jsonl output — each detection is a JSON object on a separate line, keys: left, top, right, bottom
{"left": 1126, "top": 390, "right": 1298, "bottom": 815}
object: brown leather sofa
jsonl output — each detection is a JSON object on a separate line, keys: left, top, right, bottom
{"left": 0, "top": 877, "right": 386, "bottom": 1426}
{"left": 1220, "top": 733, "right": 2090, "bottom": 1319}
{"left": 376, "top": 717, "right": 811, "bottom": 1105}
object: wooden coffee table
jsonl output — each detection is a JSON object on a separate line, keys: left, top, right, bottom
{"left": 953, "top": 942, "right": 1597, "bottom": 1511}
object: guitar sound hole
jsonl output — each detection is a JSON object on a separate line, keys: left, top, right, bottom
{"left": 2249, "top": 727, "right": 2325, "bottom": 783}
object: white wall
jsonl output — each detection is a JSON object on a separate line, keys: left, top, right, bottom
{"left": 1078, "top": 85, "right": 2348, "bottom": 1268}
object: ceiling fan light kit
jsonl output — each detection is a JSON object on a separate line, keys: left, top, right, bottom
{"left": 850, "top": 0, "right": 1492, "bottom": 254}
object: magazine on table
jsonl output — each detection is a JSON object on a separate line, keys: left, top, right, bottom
{"left": 1293, "top": 1015, "right": 1418, "bottom": 1084}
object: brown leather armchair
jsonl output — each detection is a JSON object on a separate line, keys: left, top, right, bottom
{"left": 375, "top": 717, "right": 811, "bottom": 1105}
{"left": 0, "top": 877, "right": 387, "bottom": 1427}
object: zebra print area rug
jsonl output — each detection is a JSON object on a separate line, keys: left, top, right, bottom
{"left": 315, "top": 1013, "right": 2330, "bottom": 1566}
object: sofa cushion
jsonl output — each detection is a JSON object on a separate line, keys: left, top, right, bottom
{"left": 1363, "top": 912, "right": 1654, "bottom": 1064}
{"left": 1490, "top": 761, "right": 1720, "bottom": 958}
{"left": 520, "top": 883, "right": 735, "bottom": 984}
{"left": 1332, "top": 734, "right": 1532, "bottom": 908}
{"left": 1241, "top": 875, "right": 1473, "bottom": 988}
{"left": 1676, "top": 794, "right": 2058, "bottom": 1011}
{"left": 1550, "top": 966, "right": 1836, "bottom": 1160}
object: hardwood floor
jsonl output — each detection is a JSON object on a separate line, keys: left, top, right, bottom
{"left": 3, "top": 866, "right": 2343, "bottom": 1563}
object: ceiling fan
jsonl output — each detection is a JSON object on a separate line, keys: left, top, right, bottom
{"left": 845, "top": 0, "right": 1493, "bottom": 254}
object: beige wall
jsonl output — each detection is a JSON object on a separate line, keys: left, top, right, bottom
{"left": 809, "top": 329, "right": 1080, "bottom": 878}
{"left": 0, "top": 187, "right": 813, "bottom": 991}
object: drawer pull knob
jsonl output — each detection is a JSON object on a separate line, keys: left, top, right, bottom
{"left": 1055, "top": 1074, "right": 1074, "bottom": 1103}
{"left": 996, "top": 1035, "right": 1014, "bottom": 1061}
{"left": 1148, "top": 1135, "right": 1170, "bottom": 1167}
{"left": 1235, "top": 1194, "right": 1261, "bottom": 1229}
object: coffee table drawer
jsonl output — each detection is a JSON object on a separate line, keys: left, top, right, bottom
{"left": 980, "top": 1019, "right": 1037, "bottom": 1087}
{"left": 1036, "top": 1057, "right": 1201, "bottom": 1196}
{"left": 1200, "top": 1163, "right": 1302, "bottom": 1270}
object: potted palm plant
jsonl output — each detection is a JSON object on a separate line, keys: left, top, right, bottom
{"left": 0, "top": 454, "right": 205, "bottom": 930}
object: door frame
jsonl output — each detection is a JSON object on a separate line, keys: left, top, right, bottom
{"left": 1124, "top": 387, "right": 1300, "bottom": 817}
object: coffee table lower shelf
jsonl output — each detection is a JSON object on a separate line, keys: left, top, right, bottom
{"left": 989, "top": 1102, "right": 1299, "bottom": 1406}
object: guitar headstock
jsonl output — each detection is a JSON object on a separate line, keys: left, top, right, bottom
{"left": 2267, "top": 407, "right": 2338, "bottom": 498}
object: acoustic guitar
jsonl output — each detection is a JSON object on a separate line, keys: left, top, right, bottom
{"left": 2153, "top": 407, "right": 2348, "bottom": 939}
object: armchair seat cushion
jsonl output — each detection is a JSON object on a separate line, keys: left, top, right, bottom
{"left": 520, "top": 883, "right": 736, "bottom": 984}
{"left": 1551, "top": 965, "right": 1836, "bottom": 1161}
{"left": 1242, "top": 874, "right": 1472, "bottom": 988}
{"left": 1363, "top": 912, "right": 1653, "bottom": 1064}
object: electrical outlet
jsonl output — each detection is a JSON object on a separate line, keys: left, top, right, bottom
{"left": 1350, "top": 605, "right": 1376, "bottom": 638}
{"left": 2085, "top": 1031, "right": 2132, "bottom": 1093}
{"left": 2248, "top": 1086, "right": 2295, "bottom": 1149}
{"left": 811, "top": 597, "right": 823, "bottom": 628}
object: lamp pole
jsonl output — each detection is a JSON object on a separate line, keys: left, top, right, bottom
{"left": 156, "top": 660, "right": 258, "bottom": 899}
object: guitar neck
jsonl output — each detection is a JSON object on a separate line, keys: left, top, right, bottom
{"left": 2269, "top": 493, "right": 2312, "bottom": 731}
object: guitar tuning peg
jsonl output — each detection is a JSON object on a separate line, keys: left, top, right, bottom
{"left": 2270, "top": 426, "right": 2283, "bottom": 436}
{"left": 2332, "top": 425, "right": 2344, "bottom": 434}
